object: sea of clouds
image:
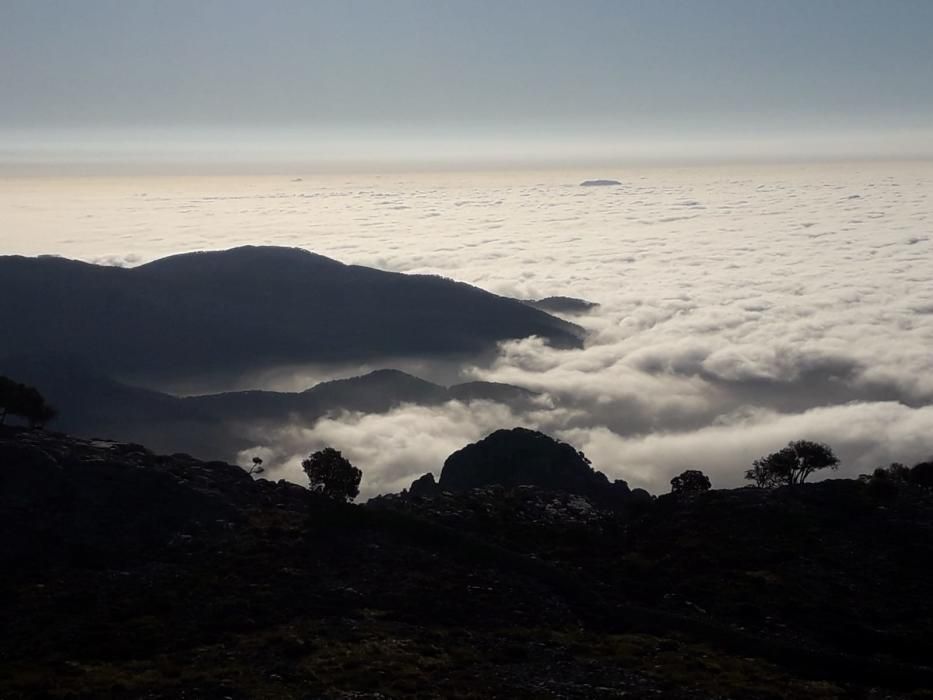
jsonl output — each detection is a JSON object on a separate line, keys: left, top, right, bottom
{"left": 3, "top": 161, "right": 932, "bottom": 496}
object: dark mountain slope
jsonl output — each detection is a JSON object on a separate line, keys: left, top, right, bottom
{"left": 182, "top": 368, "right": 451, "bottom": 422}
{"left": 0, "top": 246, "right": 583, "bottom": 379}
{"left": 448, "top": 380, "right": 538, "bottom": 404}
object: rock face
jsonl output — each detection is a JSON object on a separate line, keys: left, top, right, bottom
{"left": 408, "top": 472, "right": 440, "bottom": 498}
{"left": 0, "top": 426, "right": 300, "bottom": 565}
{"left": 438, "top": 428, "right": 627, "bottom": 500}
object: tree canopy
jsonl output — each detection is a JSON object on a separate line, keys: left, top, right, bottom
{"left": 745, "top": 440, "right": 839, "bottom": 487}
{"left": 863, "top": 460, "right": 933, "bottom": 491}
{"left": 301, "top": 448, "right": 362, "bottom": 502}
{"left": 670, "top": 469, "right": 711, "bottom": 495}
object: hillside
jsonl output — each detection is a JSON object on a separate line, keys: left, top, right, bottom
{"left": 0, "top": 358, "right": 538, "bottom": 461}
{"left": 2, "top": 426, "right": 933, "bottom": 698}
{"left": 0, "top": 246, "right": 583, "bottom": 380}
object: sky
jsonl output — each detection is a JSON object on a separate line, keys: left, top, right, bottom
{"left": 2, "top": 0, "right": 932, "bottom": 169}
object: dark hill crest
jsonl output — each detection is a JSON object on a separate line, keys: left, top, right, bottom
{"left": 0, "top": 247, "right": 583, "bottom": 380}
{"left": 437, "top": 427, "right": 630, "bottom": 501}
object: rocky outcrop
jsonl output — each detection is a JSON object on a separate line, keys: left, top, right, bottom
{"left": 0, "top": 426, "right": 305, "bottom": 565}
{"left": 408, "top": 471, "right": 440, "bottom": 498}
{"left": 437, "top": 428, "right": 629, "bottom": 503}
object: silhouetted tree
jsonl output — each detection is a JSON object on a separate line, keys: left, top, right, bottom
{"left": 0, "top": 376, "right": 57, "bottom": 428}
{"left": 301, "top": 448, "right": 362, "bottom": 502}
{"left": 860, "top": 461, "right": 933, "bottom": 496}
{"left": 670, "top": 469, "right": 711, "bottom": 495}
{"left": 248, "top": 456, "right": 264, "bottom": 476}
{"left": 745, "top": 440, "right": 839, "bottom": 487}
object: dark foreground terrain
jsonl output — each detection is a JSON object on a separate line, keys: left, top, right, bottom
{"left": 2, "top": 426, "right": 933, "bottom": 699}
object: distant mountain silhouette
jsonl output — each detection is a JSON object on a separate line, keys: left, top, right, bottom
{"left": 0, "top": 356, "right": 538, "bottom": 460}
{"left": 579, "top": 179, "right": 621, "bottom": 187}
{"left": 525, "top": 296, "right": 599, "bottom": 315}
{"left": 0, "top": 246, "right": 583, "bottom": 380}
{"left": 447, "top": 381, "right": 537, "bottom": 404}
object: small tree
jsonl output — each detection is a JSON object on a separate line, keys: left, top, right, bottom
{"left": 671, "top": 469, "right": 711, "bottom": 495}
{"left": 0, "top": 376, "right": 57, "bottom": 428}
{"left": 248, "top": 456, "right": 264, "bottom": 476}
{"left": 301, "top": 447, "right": 362, "bottom": 502}
{"left": 746, "top": 440, "right": 839, "bottom": 487}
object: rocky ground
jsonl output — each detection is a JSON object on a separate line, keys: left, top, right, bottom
{"left": 2, "top": 426, "right": 933, "bottom": 699}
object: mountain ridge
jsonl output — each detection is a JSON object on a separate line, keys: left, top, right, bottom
{"left": 0, "top": 355, "right": 539, "bottom": 461}
{"left": 0, "top": 246, "right": 583, "bottom": 380}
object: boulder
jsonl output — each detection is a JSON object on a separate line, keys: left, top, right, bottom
{"left": 438, "top": 428, "right": 613, "bottom": 499}
{"left": 409, "top": 472, "right": 440, "bottom": 498}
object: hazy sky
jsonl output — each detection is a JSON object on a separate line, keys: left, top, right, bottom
{"left": 2, "top": 0, "right": 932, "bottom": 167}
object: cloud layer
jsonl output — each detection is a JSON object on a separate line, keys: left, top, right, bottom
{"left": 5, "top": 162, "right": 933, "bottom": 496}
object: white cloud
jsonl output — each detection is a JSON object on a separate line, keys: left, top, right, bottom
{"left": 6, "top": 162, "right": 933, "bottom": 495}
{"left": 239, "top": 400, "right": 542, "bottom": 499}
{"left": 560, "top": 402, "right": 933, "bottom": 494}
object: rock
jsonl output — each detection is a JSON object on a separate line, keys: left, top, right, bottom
{"left": 0, "top": 441, "right": 65, "bottom": 508}
{"left": 0, "top": 426, "right": 250, "bottom": 564}
{"left": 438, "top": 428, "right": 613, "bottom": 500}
{"left": 627, "top": 487, "right": 654, "bottom": 512}
{"left": 409, "top": 472, "right": 440, "bottom": 498}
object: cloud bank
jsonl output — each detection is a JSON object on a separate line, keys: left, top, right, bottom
{"left": 5, "top": 161, "right": 933, "bottom": 496}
